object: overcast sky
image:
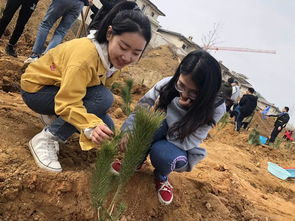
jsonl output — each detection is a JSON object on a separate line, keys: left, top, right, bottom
{"left": 153, "top": 0, "right": 295, "bottom": 125}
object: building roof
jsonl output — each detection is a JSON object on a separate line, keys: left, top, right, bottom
{"left": 141, "top": 0, "right": 165, "bottom": 16}
{"left": 158, "top": 28, "right": 202, "bottom": 49}
{"left": 234, "top": 75, "right": 252, "bottom": 86}
{"left": 258, "top": 97, "right": 275, "bottom": 107}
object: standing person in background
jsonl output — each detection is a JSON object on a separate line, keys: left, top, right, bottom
{"left": 87, "top": 0, "right": 125, "bottom": 38}
{"left": 20, "top": 1, "right": 151, "bottom": 172}
{"left": 235, "top": 88, "right": 257, "bottom": 132}
{"left": 231, "top": 80, "right": 240, "bottom": 105}
{"left": 267, "top": 107, "right": 290, "bottom": 144}
{"left": 24, "top": 0, "right": 91, "bottom": 64}
{"left": 88, "top": 0, "right": 125, "bottom": 30}
{"left": 89, "top": 2, "right": 99, "bottom": 20}
{"left": 0, "top": 0, "right": 39, "bottom": 57}
{"left": 220, "top": 77, "right": 234, "bottom": 112}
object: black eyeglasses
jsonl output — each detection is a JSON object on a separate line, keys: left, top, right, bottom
{"left": 175, "top": 81, "right": 197, "bottom": 101}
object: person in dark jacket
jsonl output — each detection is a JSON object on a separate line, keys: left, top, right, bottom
{"left": 235, "top": 87, "right": 257, "bottom": 131}
{"left": 220, "top": 77, "right": 234, "bottom": 112}
{"left": 0, "top": 0, "right": 39, "bottom": 57}
{"left": 88, "top": 0, "right": 125, "bottom": 31}
{"left": 89, "top": 3, "right": 99, "bottom": 20}
{"left": 267, "top": 107, "right": 290, "bottom": 143}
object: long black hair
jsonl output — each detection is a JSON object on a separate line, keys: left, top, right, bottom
{"left": 157, "top": 50, "right": 222, "bottom": 141}
{"left": 95, "top": 1, "right": 151, "bottom": 48}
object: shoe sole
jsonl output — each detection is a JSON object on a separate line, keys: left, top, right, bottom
{"left": 157, "top": 192, "right": 173, "bottom": 205}
{"left": 29, "top": 140, "right": 62, "bottom": 173}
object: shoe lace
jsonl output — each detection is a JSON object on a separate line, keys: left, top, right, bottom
{"left": 46, "top": 140, "right": 59, "bottom": 161}
{"left": 159, "top": 180, "right": 173, "bottom": 192}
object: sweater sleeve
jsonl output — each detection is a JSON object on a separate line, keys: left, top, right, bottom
{"left": 121, "top": 77, "right": 171, "bottom": 131}
{"left": 267, "top": 114, "right": 280, "bottom": 117}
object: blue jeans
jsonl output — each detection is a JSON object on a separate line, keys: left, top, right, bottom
{"left": 149, "top": 120, "right": 188, "bottom": 182}
{"left": 21, "top": 85, "right": 114, "bottom": 141}
{"left": 32, "top": 0, "right": 84, "bottom": 55}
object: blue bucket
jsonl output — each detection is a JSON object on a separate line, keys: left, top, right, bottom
{"left": 259, "top": 136, "right": 268, "bottom": 144}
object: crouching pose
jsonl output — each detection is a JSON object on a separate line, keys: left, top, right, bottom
{"left": 20, "top": 1, "right": 151, "bottom": 172}
{"left": 118, "top": 50, "right": 226, "bottom": 205}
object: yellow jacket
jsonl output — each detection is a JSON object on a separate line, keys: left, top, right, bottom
{"left": 21, "top": 38, "right": 121, "bottom": 150}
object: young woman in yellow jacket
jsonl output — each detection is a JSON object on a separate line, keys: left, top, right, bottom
{"left": 20, "top": 1, "right": 151, "bottom": 172}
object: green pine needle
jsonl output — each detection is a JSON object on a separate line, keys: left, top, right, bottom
{"left": 248, "top": 128, "right": 260, "bottom": 145}
{"left": 120, "top": 107, "right": 165, "bottom": 186}
{"left": 91, "top": 140, "right": 118, "bottom": 207}
{"left": 91, "top": 107, "right": 164, "bottom": 220}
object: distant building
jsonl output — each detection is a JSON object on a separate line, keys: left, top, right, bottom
{"left": 82, "top": 0, "right": 165, "bottom": 30}
{"left": 132, "top": 0, "right": 165, "bottom": 32}
{"left": 156, "top": 28, "right": 202, "bottom": 56}
{"left": 257, "top": 97, "right": 279, "bottom": 115}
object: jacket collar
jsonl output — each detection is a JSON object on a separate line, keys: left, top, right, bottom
{"left": 89, "top": 36, "right": 118, "bottom": 78}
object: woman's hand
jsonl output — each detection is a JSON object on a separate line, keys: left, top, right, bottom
{"left": 119, "top": 134, "right": 129, "bottom": 152}
{"left": 91, "top": 124, "right": 114, "bottom": 144}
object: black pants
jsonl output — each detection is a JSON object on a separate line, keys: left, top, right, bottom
{"left": 0, "top": 0, "right": 38, "bottom": 45}
{"left": 236, "top": 112, "right": 249, "bottom": 131}
{"left": 269, "top": 126, "right": 282, "bottom": 143}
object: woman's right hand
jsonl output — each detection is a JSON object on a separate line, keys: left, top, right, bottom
{"left": 91, "top": 124, "right": 114, "bottom": 144}
{"left": 119, "top": 134, "right": 129, "bottom": 152}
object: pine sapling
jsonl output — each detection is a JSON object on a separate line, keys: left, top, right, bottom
{"left": 217, "top": 112, "right": 230, "bottom": 130}
{"left": 119, "top": 107, "right": 165, "bottom": 186}
{"left": 284, "top": 140, "right": 292, "bottom": 149}
{"left": 91, "top": 138, "right": 119, "bottom": 207}
{"left": 273, "top": 137, "right": 283, "bottom": 149}
{"left": 108, "top": 107, "right": 164, "bottom": 213}
{"left": 248, "top": 128, "right": 260, "bottom": 145}
{"left": 120, "top": 79, "right": 134, "bottom": 115}
{"left": 91, "top": 107, "right": 164, "bottom": 220}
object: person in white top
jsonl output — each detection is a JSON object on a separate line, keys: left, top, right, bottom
{"left": 231, "top": 80, "right": 240, "bottom": 103}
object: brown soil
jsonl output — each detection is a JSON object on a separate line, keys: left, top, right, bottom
{"left": 0, "top": 2, "right": 295, "bottom": 221}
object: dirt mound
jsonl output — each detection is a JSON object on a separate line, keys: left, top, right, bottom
{"left": 250, "top": 110, "right": 276, "bottom": 137}
{"left": 123, "top": 45, "right": 180, "bottom": 88}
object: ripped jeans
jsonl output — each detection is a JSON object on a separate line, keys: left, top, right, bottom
{"left": 149, "top": 120, "right": 188, "bottom": 182}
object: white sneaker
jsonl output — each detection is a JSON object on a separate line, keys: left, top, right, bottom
{"left": 29, "top": 129, "right": 62, "bottom": 172}
{"left": 39, "top": 114, "right": 57, "bottom": 126}
{"left": 24, "top": 56, "right": 39, "bottom": 64}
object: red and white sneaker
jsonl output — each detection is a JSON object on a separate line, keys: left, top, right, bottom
{"left": 155, "top": 179, "right": 173, "bottom": 205}
{"left": 110, "top": 159, "right": 122, "bottom": 175}
{"left": 110, "top": 159, "right": 144, "bottom": 175}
